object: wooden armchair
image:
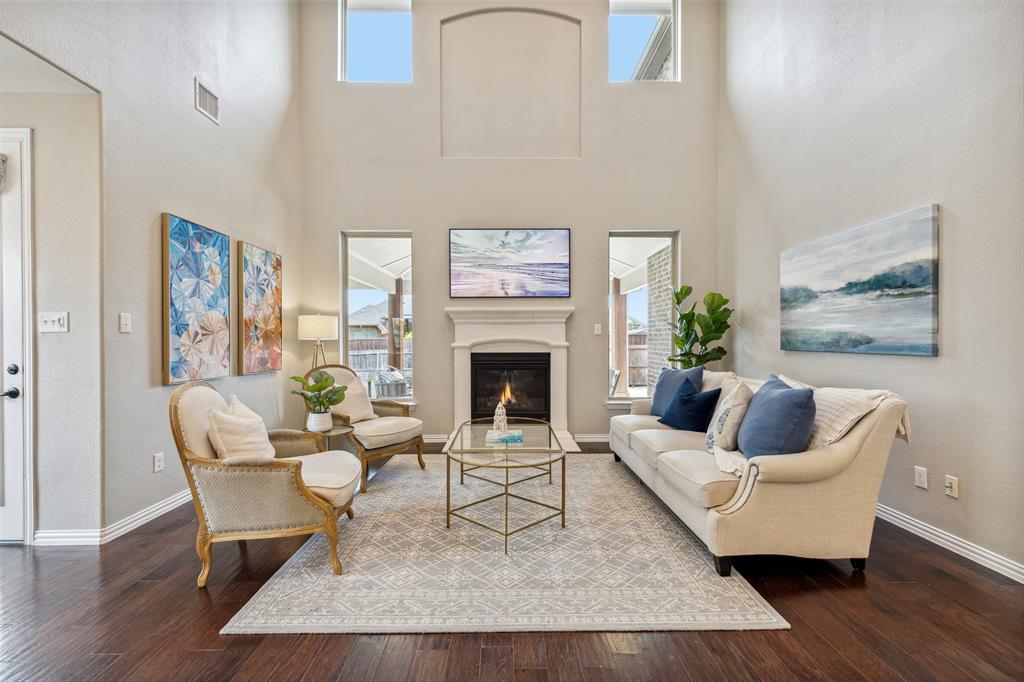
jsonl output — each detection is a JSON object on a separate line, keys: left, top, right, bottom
{"left": 305, "top": 364, "right": 426, "bottom": 492}
{"left": 169, "top": 382, "right": 361, "bottom": 587}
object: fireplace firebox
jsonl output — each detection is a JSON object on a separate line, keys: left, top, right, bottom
{"left": 470, "top": 353, "right": 550, "bottom": 421}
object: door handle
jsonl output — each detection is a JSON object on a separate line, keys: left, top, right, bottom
{"left": 2, "top": 387, "right": 20, "bottom": 399}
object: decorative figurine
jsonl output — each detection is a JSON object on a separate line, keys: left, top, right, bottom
{"left": 493, "top": 401, "right": 508, "bottom": 433}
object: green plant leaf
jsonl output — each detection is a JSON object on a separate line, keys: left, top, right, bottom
{"left": 673, "top": 285, "right": 693, "bottom": 305}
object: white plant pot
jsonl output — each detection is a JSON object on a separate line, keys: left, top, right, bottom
{"left": 306, "top": 411, "right": 333, "bottom": 432}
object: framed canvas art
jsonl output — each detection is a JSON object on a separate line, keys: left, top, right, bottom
{"left": 162, "top": 213, "right": 231, "bottom": 384}
{"left": 238, "top": 241, "right": 283, "bottom": 374}
{"left": 780, "top": 205, "right": 938, "bottom": 356}
{"left": 449, "top": 228, "right": 570, "bottom": 298}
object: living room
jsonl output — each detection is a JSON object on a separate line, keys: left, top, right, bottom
{"left": 0, "top": 0, "right": 1021, "bottom": 679}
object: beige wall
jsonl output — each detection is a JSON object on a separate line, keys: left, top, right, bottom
{"left": 718, "top": 1, "right": 1024, "bottom": 562}
{"left": 1, "top": 1, "right": 306, "bottom": 528}
{"left": 299, "top": 0, "right": 720, "bottom": 437}
{"left": 0, "top": 92, "right": 102, "bottom": 530}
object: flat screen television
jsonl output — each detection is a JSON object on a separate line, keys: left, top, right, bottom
{"left": 449, "top": 228, "right": 570, "bottom": 298}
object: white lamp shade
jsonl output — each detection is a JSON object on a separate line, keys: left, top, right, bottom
{"left": 298, "top": 315, "right": 339, "bottom": 341}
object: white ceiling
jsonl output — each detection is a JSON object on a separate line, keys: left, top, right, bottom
{"left": 0, "top": 36, "right": 93, "bottom": 94}
{"left": 609, "top": 236, "right": 672, "bottom": 278}
{"left": 348, "top": 237, "right": 413, "bottom": 294}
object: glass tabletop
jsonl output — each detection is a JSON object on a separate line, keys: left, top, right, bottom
{"left": 447, "top": 417, "right": 565, "bottom": 468}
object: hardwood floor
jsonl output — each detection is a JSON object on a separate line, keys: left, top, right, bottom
{"left": 1, "top": 445, "right": 1021, "bottom": 681}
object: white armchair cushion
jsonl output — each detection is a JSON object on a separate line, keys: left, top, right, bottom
{"left": 206, "top": 409, "right": 275, "bottom": 460}
{"left": 352, "top": 416, "right": 423, "bottom": 450}
{"left": 174, "top": 384, "right": 227, "bottom": 459}
{"left": 293, "top": 450, "right": 361, "bottom": 507}
{"left": 324, "top": 367, "right": 378, "bottom": 424}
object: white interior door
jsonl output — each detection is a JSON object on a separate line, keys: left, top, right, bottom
{"left": 0, "top": 130, "right": 31, "bottom": 543}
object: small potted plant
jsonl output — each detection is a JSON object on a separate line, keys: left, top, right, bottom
{"left": 290, "top": 370, "right": 347, "bottom": 432}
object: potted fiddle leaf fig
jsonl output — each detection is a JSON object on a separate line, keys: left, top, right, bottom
{"left": 290, "top": 370, "right": 347, "bottom": 432}
{"left": 668, "top": 285, "right": 733, "bottom": 369}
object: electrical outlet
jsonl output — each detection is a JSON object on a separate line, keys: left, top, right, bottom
{"left": 153, "top": 452, "right": 164, "bottom": 473}
{"left": 914, "top": 466, "right": 928, "bottom": 489}
{"left": 945, "top": 475, "right": 959, "bottom": 499}
{"left": 594, "top": 323, "right": 602, "bottom": 335}
{"left": 118, "top": 312, "right": 132, "bottom": 333}
{"left": 38, "top": 312, "right": 69, "bottom": 333}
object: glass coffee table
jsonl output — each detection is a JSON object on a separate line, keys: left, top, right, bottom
{"left": 446, "top": 417, "right": 566, "bottom": 554}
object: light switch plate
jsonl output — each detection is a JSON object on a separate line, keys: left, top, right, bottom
{"left": 594, "top": 323, "right": 602, "bottom": 335}
{"left": 119, "top": 312, "right": 132, "bottom": 333}
{"left": 153, "top": 452, "right": 164, "bottom": 473}
{"left": 38, "top": 312, "right": 69, "bottom": 333}
{"left": 944, "top": 475, "right": 959, "bottom": 498}
{"left": 913, "top": 465, "right": 928, "bottom": 489}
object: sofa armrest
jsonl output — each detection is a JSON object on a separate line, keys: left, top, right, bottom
{"left": 630, "top": 399, "right": 653, "bottom": 416}
{"left": 749, "top": 436, "right": 860, "bottom": 484}
{"left": 269, "top": 429, "right": 324, "bottom": 457}
{"left": 372, "top": 399, "right": 410, "bottom": 417}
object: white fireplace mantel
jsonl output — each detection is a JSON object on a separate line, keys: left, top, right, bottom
{"left": 444, "top": 306, "right": 578, "bottom": 451}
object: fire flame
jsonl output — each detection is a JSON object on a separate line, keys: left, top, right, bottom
{"left": 499, "top": 380, "right": 516, "bottom": 406}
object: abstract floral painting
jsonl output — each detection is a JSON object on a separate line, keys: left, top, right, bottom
{"left": 162, "top": 213, "right": 231, "bottom": 384}
{"left": 239, "top": 241, "right": 283, "bottom": 374}
{"left": 780, "top": 205, "right": 938, "bottom": 356}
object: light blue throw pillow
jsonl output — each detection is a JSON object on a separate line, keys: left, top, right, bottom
{"left": 650, "top": 366, "right": 704, "bottom": 417}
{"left": 737, "top": 374, "right": 816, "bottom": 457}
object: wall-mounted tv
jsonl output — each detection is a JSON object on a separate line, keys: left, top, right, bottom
{"left": 450, "top": 228, "right": 570, "bottom": 298}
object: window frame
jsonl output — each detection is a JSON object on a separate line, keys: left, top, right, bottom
{"left": 337, "top": 0, "right": 414, "bottom": 83}
{"left": 607, "top": 229, "right": 679, "bottom": 403}
{"left": 339, "top": 230, "right": 415, "bottom": 402}
{"left": 608, "top": 0, "right": 682, "bottom": 83}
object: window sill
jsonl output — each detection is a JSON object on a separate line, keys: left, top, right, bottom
{"left": 605, "top": 399, "right": 634, "bottom": 410}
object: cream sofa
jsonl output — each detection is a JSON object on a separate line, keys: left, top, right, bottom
{"left": 609, "top": 371, "right": 907, "bottom": 576}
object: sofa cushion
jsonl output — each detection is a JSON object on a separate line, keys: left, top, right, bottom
{"left": 352, "top": 416, "right": 422, "bottom": 450}
{"left": 631, "top": 429, "right": 707, "bottom": 469}
{"left": 705, "top": 382, "right": 755, "bottom": 453}
{"left": 293, "top": 450, "right": 361, "bottom": 507}
{"left": 658, "top": 450, "right": 741, "bottom": 508}
{"left": 610, "top": 414, "right": 673, "bottom": 444}
{"left": 738, "top": 375, "right": 816, "bottom": 457}
{"left": 658, "top": 386, "right": 721, "bottom": 431}
{"left": 650, "top": 366, "right": 703, "bottom": 417}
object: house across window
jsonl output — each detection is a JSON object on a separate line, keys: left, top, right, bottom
{"left": 342, "top": 233, "right": 413, "bottom": 398}
{"left": 341, "top": 0, "right": 412, "bottom": 82}
{"left": 608, "top": 232, "right": 676, "bottom": 398}
{"left": 609, "top": 0, "right": 679, "bottom": 82}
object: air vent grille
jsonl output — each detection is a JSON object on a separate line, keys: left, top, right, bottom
{"left": 194, "top": 78, "right": 219, "bottom": 124}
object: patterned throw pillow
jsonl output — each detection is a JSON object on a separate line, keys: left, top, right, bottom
{"left": 704, "top": 382, "right": 755, "bottom": 453}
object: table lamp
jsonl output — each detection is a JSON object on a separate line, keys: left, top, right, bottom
{"left": 297, "top": 314, "right": 338, "bottom": 369}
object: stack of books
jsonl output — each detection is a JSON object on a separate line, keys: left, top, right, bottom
{"left": 485, "top": 429, "right": 524, "bottom": 445}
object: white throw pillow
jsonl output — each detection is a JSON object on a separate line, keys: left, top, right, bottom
{"left": 779, "top": 375, "right": 877, "bottom": 450}
{"left": 329, "top": 373, "right": 378, "bottom": 424}
{"left": 206, "top": 408, "right": 275, "bottom": 460}
{"left": 704, "top": 382, "right": 754, "bottom": 453}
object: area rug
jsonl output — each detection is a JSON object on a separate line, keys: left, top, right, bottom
{"left": 221, "top": 453, "right": 788, "bottom": 633}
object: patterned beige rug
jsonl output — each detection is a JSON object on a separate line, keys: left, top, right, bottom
{"left": 222, "top": 453, "right": 788, "bottom": 633}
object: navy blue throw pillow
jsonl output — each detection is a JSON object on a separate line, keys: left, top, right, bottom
{"left": 650, "top": 366, "right": 704, "bottom": 417}
{"left": 737, "top": 375, "right": 816, "bottom": 457}
{"left": 658, "top": 385, "right": 721, "bottom": 432}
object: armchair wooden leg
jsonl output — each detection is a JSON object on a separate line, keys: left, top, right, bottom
{"left": 346, "top": 507, "right": 355, "bottom": 519}
{"left": 416, "top": 437, "right": 426, "bottom": 470}
{"left": 359, "top": 458, "right": 369, "bottom": 494}
{"left": 196, "top": 533, "right": 213, "bottom": 588}
{"left": 324, "top": 521, "right": 343, "bottom": 575}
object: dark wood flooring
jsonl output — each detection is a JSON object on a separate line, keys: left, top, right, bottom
{"left": 1, "top": 444, "right": 1021, "bottom": 681}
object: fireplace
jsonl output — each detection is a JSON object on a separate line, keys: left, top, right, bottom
{"left": 470, "top": 352, "right": 550, "bottom": 421}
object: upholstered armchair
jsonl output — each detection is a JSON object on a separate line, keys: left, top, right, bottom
{"left": 305, "top": 364, "right": 426, "bottom": 492}
{"left": 169, "top": 382, "right": 361, "bottom": 587}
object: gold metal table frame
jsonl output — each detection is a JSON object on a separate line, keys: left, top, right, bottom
{"left": 445, "top": 418, "right": 566, "bottom": 554}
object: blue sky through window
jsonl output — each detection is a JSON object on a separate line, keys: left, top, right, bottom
{"left": 346, "top": 11, "right": 412, "bottom": 82}
{"left": 627, "top": 287, "right": 648, "bottom": 325}
{"left": 609, "top": 15, "right": 658, "bottom": 82}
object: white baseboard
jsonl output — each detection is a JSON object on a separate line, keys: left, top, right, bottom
{"left": 876, "top": 503, "right": 1024, "bottom": 584}
{"left": 33, "top": 489, "right": 192, "bottom": 546}
{"left": 423, "top": 434, "right": 450, "bottom": 444}
{"left": 574, "top": 434, "right": 610, "bottom": 443}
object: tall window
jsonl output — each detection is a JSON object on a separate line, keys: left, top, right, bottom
{"left": 341, "top": 233, "right": 413, "bottom": 399}
{"left": 340, "top": 0, "right": 412, "bottom": 82}
{"left": 608, "top": 232, "right": 676, "bottom": 398}
{"left": 609, "top": 0, "right": 679, "bottom": 82}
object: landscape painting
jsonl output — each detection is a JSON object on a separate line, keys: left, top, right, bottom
{"left": 162, "top": 213, "right": 231, "bottom": 384}
{"left": 780, "top": 205, "right": 938, "bottom": 356}
{"left": 238, "top": 242, "right": 283, "bottom": 375}
{"left": 450, "top": 228, "right": 570, "bottom": 298}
